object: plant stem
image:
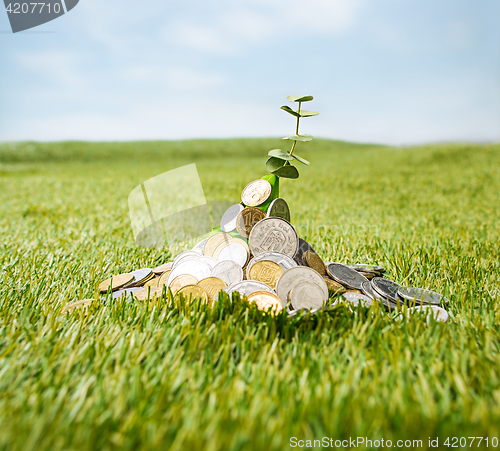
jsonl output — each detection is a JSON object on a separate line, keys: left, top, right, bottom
{"left": 296, "top": 102, "right": 301, "bottom": 135}
{"left": 289, "top": 102, "right": 301, "bottom": 156}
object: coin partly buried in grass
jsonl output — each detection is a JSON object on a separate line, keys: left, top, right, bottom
{"left": 132, "top": 287, "right": 163, "bottom": 301}
{"left": 99, "top": 273, "right": 134, "bottom": 293}
{"left": 170, "top": 274, "right": 199, "bottom": 293}
{"left": 152, "top": 262, "right": 172, "bottom": 275}
{"left": 176, "top": 285, "right": 209, "bottom": 303}
{"left": 62, "top": 299, "right": 95, "bottom": 314}
{"left": 247, "top": 290, "right": 283, "bottom": 314}
{"left": 197, "top": 277, "right": 227, "bottom": 303}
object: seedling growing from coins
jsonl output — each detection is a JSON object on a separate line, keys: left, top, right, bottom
{"left": 266, "top": 95, "right": 319, "bottom": 179}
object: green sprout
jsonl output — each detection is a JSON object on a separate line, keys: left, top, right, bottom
{"left": 266, "top": 95, "right": 319, "bottom": 179}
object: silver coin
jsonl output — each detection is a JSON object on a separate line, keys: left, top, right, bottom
{"left": 210, "top": 260, "right": 244, "bottom": 286}
{"left": 192, "top": 238, "right": 209, "bottom": 253}
{"left": 197, "top": 256, "right": 218, "bottom": 269}
{"left": 326, "top": 263, "right": 369, "bottom": 290}
{"left": 217, "top": 242, "right": 248, "bottom": 267}
{"left": 397, "top": 286, "right": 446, "bottom": 306}
{"left": 267, "top": 198, "right": 290, "bottom": 222}
{"left": 361, "top": 281, "right": 392, "bottom": 310}
{"left": 407, "top": 305, "right": 449, "bottom": 323}
{"left": 293, "top": 238, "right": 316, "bottom": 265}
{"left": 276, "top": 266, "right": 328, "bottom": 308}
{"left": 166, "top": 260, "right": 211, "bottom": 286}
{"left": 338, "top": 292, "right": 373, "bottom": 307}
{"left": 225, "top": 280, "right": 274, "bottom": 297}
{"left": 248, "top": 217, "right": 299, "bottom": 258}
{"left": 220, "top": 204, "right": 244, "bottom": 233}
{"left": 371, "top": 277, "right": 403, "bottom": 304}
{"left": 347, "top": 264, "right": 386, "bottom": 275}
{"left": 245, "top": 251, "right": 297, "bottom": 279}
{"left": 173, "top": 251, "right": 203, "bottom": 269}
{"left": 289, "top": 281, "right": 327, "bottom": 310}
{"left": 123, "top": 268, "right": 153, "bottom": 287}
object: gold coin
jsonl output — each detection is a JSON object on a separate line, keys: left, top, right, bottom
{"left": 247, "top": 290, "right": 283, "bottom": 314}
{"left": 241, "top": 179, "right": 272, "bottom": 207}
{"left": 144, "top": 277, "right": 159, "bottom": 288}
{"left": 158, "top": 270, "right": 172, "bottom": 286}
{"left": 323, "top": 277, "right": 347, "bottom": 294}
{"left": 203, "top": 232, "right": 231, "bottom": 257}
{"left": 62, "top": 299, "right": 95, "bottom": 314}
{"left": 359, "top": 271, "right": 374, "bottom": 279}
{"left": 235, "top": 207, "right": 266, "bottom": 238}
{"left": 152, "top": 262, "right": 172, "bottom": 275}
{"left": 133, "top": 287, "right": 163, "bottom": 301}
{"left": 98, "top": 273, "right": 134, "bottom": 293}
{"left": 248, "top": 260, "right": 284, "bottom": 289}
{"left": 176, "top": 285, "right": 209, "bottom": 303}
{"left": 304, "top": 250, "right": 326, "bottom": 276}
{"left": 197, "top": 277, "right": 227, "bottom": 303}
{"left": 170, "top": 274, "right": 198, "bottom": 293}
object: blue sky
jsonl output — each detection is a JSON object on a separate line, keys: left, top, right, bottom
{"left": 0, "top": 0, "right": 499, "bottom": 144}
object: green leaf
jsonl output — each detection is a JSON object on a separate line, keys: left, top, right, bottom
{"left": 298, "top": 110, "right": 319, "bottom": 117}
{"left": 266, "top": 157, "right": 286, "bottom": 172}
{"left": 280, "top": 105, "right": 300, "bottom": 117}
{"left": 287, "top": 95, "right": 314, "bottom": 103}
{"left": 268, "top": 149, "right": 294, "bottom": 160}
{"left": 292, "top": 154, "right": 310, "bottom": 165}
{"left": 282, "top": 134, "right": 313, "bottom": 142}
{"left": 272, "top": 165, "right": 299, "bottom": 179}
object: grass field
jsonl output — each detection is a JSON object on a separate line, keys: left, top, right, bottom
{"left": 0, "top": 138, "right": 499, "bottom": 451}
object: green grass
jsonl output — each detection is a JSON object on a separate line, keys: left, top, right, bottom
{"left": 0, "top": 138, "right": 499, "bottom": 451}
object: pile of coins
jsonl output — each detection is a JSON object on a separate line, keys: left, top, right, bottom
{"left": 65, "top": 178, "right": 450, "bottom": 323}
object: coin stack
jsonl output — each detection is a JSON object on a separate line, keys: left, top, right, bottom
{"left": 65, "top": 178, "right": 450, "bottom": 323}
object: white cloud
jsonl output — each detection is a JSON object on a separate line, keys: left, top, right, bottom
{"left": 123, "top": 65, "right": 225, "bottom": 90}
{"left": 166, "top": 22, "right": 235, "bottom": 55}
{"left": 163, "top": 0, "right": 364, "bottom": 54}
{"left": 16, "top": 51, "right": 88, "bottom": 89}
